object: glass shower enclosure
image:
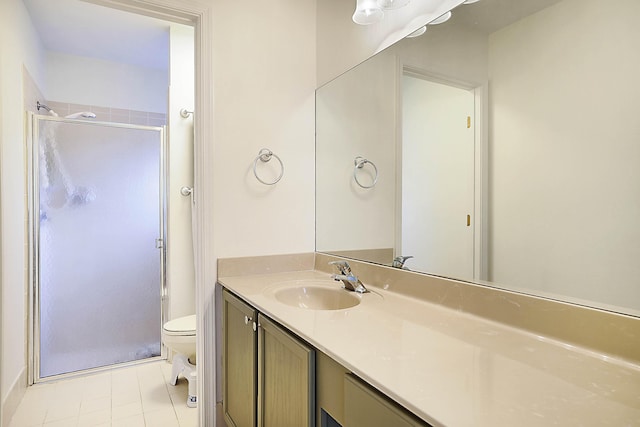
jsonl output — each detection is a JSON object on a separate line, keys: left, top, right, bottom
{"left": 28, "top": 113, "right": 166, "bottom": 381}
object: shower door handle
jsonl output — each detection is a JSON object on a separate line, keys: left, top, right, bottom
{"left": 155, "top": 238, "right": 164, "bottom": 249}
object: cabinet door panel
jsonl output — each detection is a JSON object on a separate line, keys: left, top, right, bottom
{"left": 223, "top": 290, "right": 258, "bottom": 427}
{"left": 344, "top": 374, "right": 429, "bottom": 427}
{"left": 258, "top": 314, "right": 315, "bottom": 427}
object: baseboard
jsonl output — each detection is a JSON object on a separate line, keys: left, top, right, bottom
{"left": 1, "top": 367, "right": 26, "bottom": 427}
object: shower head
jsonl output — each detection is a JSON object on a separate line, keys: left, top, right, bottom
{"left": 65, "top": 112, "right": 97, "bottom": 119}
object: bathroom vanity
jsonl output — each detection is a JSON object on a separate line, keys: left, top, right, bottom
{"left": 217, "top": 254, "right": 640, "bottom": 427}
{"left": 222, "top": 287, "right": 427, "bottom": 427}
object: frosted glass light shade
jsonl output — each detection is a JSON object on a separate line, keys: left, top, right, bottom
{"left": 406, "top": 25, "right": 427, "bottom": 38}
{"left": 429, "top": 11, "right": 452, "bottom": 25}
{"left": 352, "top": 0, "right": 384, "bottom": 25}
{"left": 378, "top": 0, "right": 410, "bottom": 10}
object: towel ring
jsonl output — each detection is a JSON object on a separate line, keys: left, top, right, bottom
{"left": 253, "top": 148, "right": 284, "bottom": 185}
{"left": 353, "top": 156, "right": 378, "bottom": 189}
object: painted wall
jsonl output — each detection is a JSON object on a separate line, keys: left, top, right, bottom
{"left": 211, "top": 0, "right": 317, "bottom": 259}
{"left": 167, "top": 23, "right": 195, "bottom": 320}
{"left": 46, "top": 52, "right": 168, "bottom": 114}
{"left": 0, "top": 0, "right": 46, "bottom": 420}
{"left": 488, "top": 0, "right": 640, "bottom": 308}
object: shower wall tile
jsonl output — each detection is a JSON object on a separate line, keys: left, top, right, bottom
{"left": 148, "top": 118, "right": 167, "bottom": 127}
{"left": 46, "top": 101, "right": 71, "bottom": 117}
{"left": 91, "top": 106, "right": 111, "bottom": 117}
{"left": 130, "top": 111, "right": 150, "bottom": 126}
{"left": 45, "top": 99, "right": 166, "bottom": 126}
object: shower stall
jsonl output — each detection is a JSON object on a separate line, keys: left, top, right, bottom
{"left": 27, "top": 112, "right": 167, "bottom": 381}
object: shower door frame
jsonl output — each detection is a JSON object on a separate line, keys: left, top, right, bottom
{"left": 26, "top": 112, "right": 169, "bottom": 384}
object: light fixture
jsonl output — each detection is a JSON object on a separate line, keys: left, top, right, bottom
{"left": 406, "top": 25, "right": 427, "bottom": 38}
{"left": 377, "top": 0, "right": 410, "bottom": 10}
{"left": 428, "top": 10, "right": 452, "bottom": 25}
{"left": 352, "top": 0, "right": 384, "bottom": 25}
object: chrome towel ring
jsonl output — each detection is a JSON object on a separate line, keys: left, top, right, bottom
{"left": 253, "top": 148, "right": 284, "bottom": 185}
{"left": 353, "top": 156, "right": 378, "bottom": 189}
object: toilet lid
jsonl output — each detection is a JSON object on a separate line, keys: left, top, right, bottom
{"left": 163, "top": 314, "right": 196, "bottom": 335}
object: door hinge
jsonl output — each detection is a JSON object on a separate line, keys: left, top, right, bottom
{"left": 466, "top": 215, "right": 471, "bottom": 227}
{"left": 467, "top": 116, "right": 471, "bottom": 128}
{"left": 155, "top": 238, "right": 164, "bottom": 249}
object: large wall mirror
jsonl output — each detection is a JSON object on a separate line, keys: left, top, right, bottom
{"left": 316, "top": 0, "right": 640, "bottom": 316}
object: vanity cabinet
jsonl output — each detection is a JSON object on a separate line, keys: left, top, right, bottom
{"left": 222, "top": 290, "right": 315, "bottom": 427}
{"left": 258, "top": 314, "right": 315, "bottom": 427}
{"left": 223, "top": 290, "right": 258, "bottom": 427}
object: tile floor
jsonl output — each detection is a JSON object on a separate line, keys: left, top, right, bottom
{"left": 8, "top": 361, "right": 198, "bottom": 427}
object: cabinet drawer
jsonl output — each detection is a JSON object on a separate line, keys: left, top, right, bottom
{"left": 344, "top": 374, "right": 430, "bottom": 427}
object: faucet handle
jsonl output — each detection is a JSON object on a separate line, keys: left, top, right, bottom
{"left": 329, "top": 260, "right": 351, "bottom": 274}
{"left": 392, "top": 255, "right": 413, "bottom": 268}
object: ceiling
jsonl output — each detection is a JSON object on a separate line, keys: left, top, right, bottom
{"left": 23, "top": 0, "right": 170, "bottom": 70}
{"left": 450, "top": 0, "right": 564, "bottom": 34}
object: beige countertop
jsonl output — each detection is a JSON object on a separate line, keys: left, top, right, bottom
{"left": 218, "top": 269, "right": 640, "bottom": 427}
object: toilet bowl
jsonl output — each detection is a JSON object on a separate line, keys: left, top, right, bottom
{"left": 162, "top": 314, "right": 197, "bottom": 407}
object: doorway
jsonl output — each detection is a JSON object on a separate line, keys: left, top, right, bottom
{"left": 29, "top": 114, "right": 166, "bottom": 380}
{"left": 400, "top": 73, "right": 476, "bottom": 281}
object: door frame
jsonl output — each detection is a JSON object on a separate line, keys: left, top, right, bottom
{"left": 27, "top": 114, "right": 168, "bottom": 383}
{"left": 86, "top": 3, "right": 215, "bottom": 426}
{"left": 396, "top": 63, "right": 488, "bottom": 281}
{"left": 22, "top": 1, "right": 215, "bottom": 423}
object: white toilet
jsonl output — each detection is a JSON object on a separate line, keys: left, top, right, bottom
{"left": 162, "top": 314, "right": 197, "bottom": 407}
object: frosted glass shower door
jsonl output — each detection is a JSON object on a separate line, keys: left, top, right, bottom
{"left": 34, "top": 117, "right": 164, "bottom": 379}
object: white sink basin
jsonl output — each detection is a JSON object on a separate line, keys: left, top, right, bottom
{"left": 274, "top": 285, "right": 360, "bottom": 310}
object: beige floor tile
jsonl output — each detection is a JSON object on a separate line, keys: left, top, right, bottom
{"left": 43, "top": 416, "right": 79, "bottom": 426}
{"left": 141, "top": 395, "right": 174, "bottom": 414}
{"left": 111, "top": 413, "right": 145, "bottom": 427}
{"left": 178, "top": 409, "right": 199, "bottom": 427}
{"left": 167, "top": 379, "right": 188, "bottom": 397}
{"left": 112, "top": 391, "right": 141, "bottom": 408}
{"left": 8, "top": 406, "right": 47, "bottom": 427}
{"left": 112, "top": 401, "right": 143, "bottom": 420}
{"left": 144, "top": 408, "right": 180, "bottom": 427}
{"left": 10, "top": 362, "right": 193, "bottom": 427}
{"left": 80, "top": 396, "right": 111, "bottom": 414}
{"left": 20, "top": 383, "right": 58, "bottom": 410}
{"left": 77, "top": 408, "right": 111, "bottom": 426}
{"left": 175, "top": 403, "right": 198, "bottom": 423}
{"left": 44, "top": 402, "right": 81, "bottom": 423}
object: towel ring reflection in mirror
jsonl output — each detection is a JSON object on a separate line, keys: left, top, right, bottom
{"left": 353, "top": 156, "right": 378, "bottom": 189}
{"left": 253, "top": 148, "right": 284, "bottom": 185}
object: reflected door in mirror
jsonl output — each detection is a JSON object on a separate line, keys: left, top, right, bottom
{"left": 401, "top": 75, "right": 475, "bottom": 280}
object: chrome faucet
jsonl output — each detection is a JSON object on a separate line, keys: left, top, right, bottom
{"left": 392, "top": 255, "right": 413, "bottom": 270}
{"left": 329, "top": 261, "right": 368, "bottom": 293}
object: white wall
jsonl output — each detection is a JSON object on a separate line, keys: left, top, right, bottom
{"left": 0, "top": 0, "right": 47, "bottom": 420}
{"left": 167, "top": 23, "right": 195, "bottom": 320}
{"left": 488, "top": 0, "right": 640, "bottom": 308}
{"left": 211, "top": 0, "right": 317, "bottom": 259}
{"left": 45, "top": 52, "right": 168, "bottom": 113}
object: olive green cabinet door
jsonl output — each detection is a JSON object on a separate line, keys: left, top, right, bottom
{"left": 344, "top": 375, "right": 430, "bottom": 427}
{"left": 223, "top": 290, "right": 258, "bottom": 427}
{"left": 258, "top": 314, "right": 315, "bottom": 427}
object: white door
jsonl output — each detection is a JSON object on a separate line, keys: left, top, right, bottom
{"left": 401, "top": 75, "right": 474, "bottom": 280}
